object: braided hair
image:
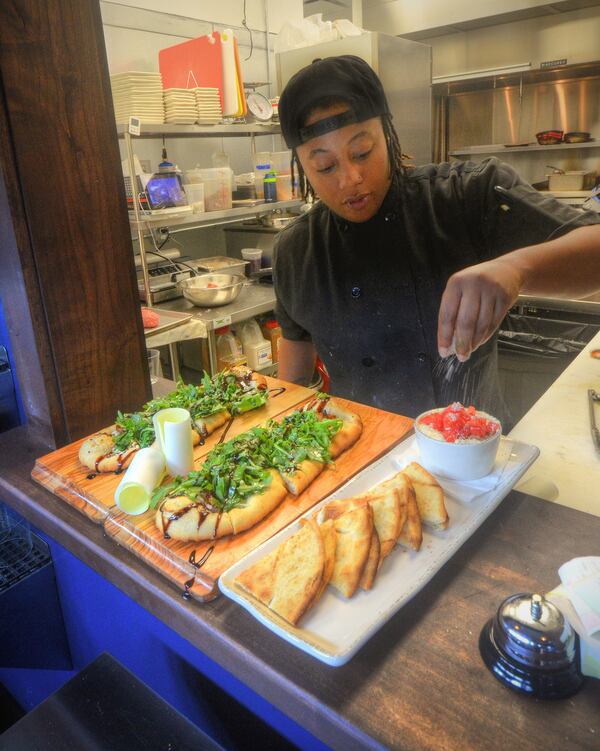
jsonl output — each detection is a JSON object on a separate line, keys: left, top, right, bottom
{"left": 290, "top": 106, "right": 407, "bottom": 202}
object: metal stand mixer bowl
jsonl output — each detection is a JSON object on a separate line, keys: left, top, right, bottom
{"left": 479, "top": 592, "right": 584, "bottom": 699}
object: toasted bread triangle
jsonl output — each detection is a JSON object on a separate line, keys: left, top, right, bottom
{"left": 235, "top": 547, "right": 278, "bottom": 605}
{"left": 268, "top": 517, "right": 324, "bottom": 624}
{"left": 401, "top": 462, "right": 449, "bottom": 530}
{"left": 359, "top": 529, "right": 380, "bottom": 590}
{"left": 315, "top": 519, "right": 337, "bottom": 602}
{"left": 329, "top": 505, "right": 373, "bottom": 598}
{"left": 397, "top": 478, "right": 422, "bottom": 551}
{"left": 364, "top": 472, "right": 421, "bottom": 552}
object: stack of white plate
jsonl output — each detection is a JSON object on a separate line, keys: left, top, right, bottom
{"left": 110, "top": 71, "right": 165, "bottom": 124}
{"left": 163, "top": 88, "right": 197, "bottom": 124}
{"left": 194, "top": 88, "right": 222, "bottom": 125}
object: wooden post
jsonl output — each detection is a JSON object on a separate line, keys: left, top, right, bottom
{"left": 0, "top": 0, "right": 150, "bottom": 447}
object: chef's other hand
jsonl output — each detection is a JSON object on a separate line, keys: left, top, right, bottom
{"left": 437, "top": 258, "right": 523, "bottom": 362}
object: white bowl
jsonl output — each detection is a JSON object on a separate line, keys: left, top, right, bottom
{"left": 414, "top": 408, "right": 502, "bottom": 481}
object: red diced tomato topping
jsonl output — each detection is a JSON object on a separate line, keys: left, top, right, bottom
{"left": 419, "top": 403, "right": 499, "bottom": 442}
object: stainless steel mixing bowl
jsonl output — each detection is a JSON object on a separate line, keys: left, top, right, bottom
{"left": 178, "top": 273, "right": 245, "bottom": 307}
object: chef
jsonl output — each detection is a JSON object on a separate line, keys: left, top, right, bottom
{"left": 273, "top": 55, "right": 600, "bottom": 421}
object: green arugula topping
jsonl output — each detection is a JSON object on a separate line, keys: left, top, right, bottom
{"left": 113, "top": 411, "right": 155, "bottom": 452}
{"left": 150, "top": 409, "right": 342, "bottom": 511}
{"left": 111, "top": 370, "right": 268, "bottom": 452}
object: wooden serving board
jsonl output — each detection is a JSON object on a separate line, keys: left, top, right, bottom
{"left": 32, "top": 379, "right": 413, "bottom": 601}
{"left": 31, "top": 377, "right": 313, "bottom": 524}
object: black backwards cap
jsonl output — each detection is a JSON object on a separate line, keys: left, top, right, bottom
{"left": 278, "top": 55, "right": 390, "bottom": 149}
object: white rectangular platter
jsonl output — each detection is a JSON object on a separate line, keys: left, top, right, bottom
{"left": 219, "top": 436, "right": 539, "bottom": 666}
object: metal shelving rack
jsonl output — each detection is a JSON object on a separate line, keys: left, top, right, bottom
{"left": 129, "top": 198, "right": 301, "bottom": 233}
{"left": 449, "top": 141, "right": 600, "bottom": 156}
{"left": 118, "top": 121, "right": 297, "bottom": 376}
{"left": 119, "top": 121, "right": 297, "bottom": 307}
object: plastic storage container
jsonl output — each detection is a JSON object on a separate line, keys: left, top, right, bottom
{"left": 546, "top": 170, "right": 596, "bottom": 191}
{"left": 215, "top": 326, "right": 246, "bottom": 371}
{"left": 236, "top": 319, "right": 272, "bottom": 371}
{"left": 195, "top": 256, "right": 248, "bottom": 277}
{"left": 261, "top": 319, "right": 281, "bottom": 363}
{"left": 241, "top": 248, "right": 262, "bottom": 275}
{"left": 212, "top": 151, "right": 235, "bottom": 192}
{"left": 269, "top": 151, "right": 292, "bottom": 175}
{"left": 269, "top": 151, "right": 293, "bottom": 200}
{"left": 185, "top": 166, "right": 204, "bottom": 183}
{"left": 184, "top": 183, "right": 205, "bottom": 212}
{"left": 275, "top": 174, "right": 294, "bottom": 201}
{"left": 198, "top": 167, "right": 233, "bottom": 211}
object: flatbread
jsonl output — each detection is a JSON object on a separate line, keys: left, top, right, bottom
{"left": 229, "top": 365, "right": 267, "bottom": 391}
{"left": 329, "top": 505, "right": 373, "bottom": 598}
{"left": 155, "top": 470, "right": 287, "bottom": 541}
{"left": 322, "top": 399, "right": 363, "bottom": 458}
{"left": 155, "top": 495, "right": 235, "bottom": 540}
{"left": 228, "top": 470, "right": 289, "bottom": 535}
{"left": 78, "top": 368, "right": 268, "bottom": 473}
{"left": 79, "top": 429, "right": 202, "bottom": 473}
{"left": 321, "top": 487, "right": 404, "bottom": 562}
{"left": 314, "top": 496, "right": 366, "bottom": 524}
{"left": 401, "top": 462, "right": 449, "bottom": 530}
{"left": 280, "top": 459, "right": 324, "bottom": 495}
{"left": 152, "top": 398, "right": 363, "bottom": 541}
{"left": 78, "top": 432, "right": 117, "bottom": 472}
{"left": 359, "top": 529, "right": 380, "bottom": 591}
{"left": 268, "top": 518, "right": 325, "bottom": 625}
{"left": 235, "top": 548, "right": 278, "bottom": 604}
{"left": 362, "top": 488, "right": 404, "bottom": 560}
{"left": 366, "top": 472, "right": 422, "bottom": 552}
{"left": 315, "top": 518, "right": 336, "bottom": 601}
{"left": 193, "top": 409, "right": 230, "bottom": 438}
{"left": 398, "top": 478, "right": 422, "bottom": 552}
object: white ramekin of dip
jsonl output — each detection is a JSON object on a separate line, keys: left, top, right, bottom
{"left": 415, "top": 405, "right": 502, "bottom": 481}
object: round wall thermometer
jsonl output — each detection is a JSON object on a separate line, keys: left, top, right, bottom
{"left": 247, "top": 91, "right": 273, "bottom": 122}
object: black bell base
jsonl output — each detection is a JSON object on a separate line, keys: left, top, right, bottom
{"left": 479, "top": 619, "right": 584, "bottom": 700}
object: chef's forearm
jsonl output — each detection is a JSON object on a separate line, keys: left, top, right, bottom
{"left": 511, "top": 224, "right": 600, "bottom": 298}
{"left": 277, "top": 338, "right": 316, "bottom": 386}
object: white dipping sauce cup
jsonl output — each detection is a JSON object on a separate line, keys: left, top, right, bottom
{"left": 415, "top": 408, "right": 501, "bottom": 480}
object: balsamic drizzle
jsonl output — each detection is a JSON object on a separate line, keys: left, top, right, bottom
{"left": 217, "top": 415, "right": 235, "bottom": 445}
{"left": 159, "top": 501, "right": 198, "bottom": 538}
{"left": 183, "top": 545, "right": 215, "bottom": 600}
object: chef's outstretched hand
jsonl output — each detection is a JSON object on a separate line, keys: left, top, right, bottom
{"left": 437, "top": 258, "right": 523, "bottom": 362}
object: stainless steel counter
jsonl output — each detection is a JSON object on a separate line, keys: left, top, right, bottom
{"left": 157, "top": 281, "right": 276, "bottom": 333}
{"left": 516, "top": 293, "right": 600, "bottom": 316}
{"left": 153, "top": 282, "right": 277, "bottom": 376}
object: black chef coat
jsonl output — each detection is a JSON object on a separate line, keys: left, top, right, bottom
{"left": 273, "top": 158, "right": 600, "bottom": 421}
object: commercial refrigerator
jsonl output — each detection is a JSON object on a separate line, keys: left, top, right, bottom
{"left": 276, "top": 32, "right": 432, "bottom": 167}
